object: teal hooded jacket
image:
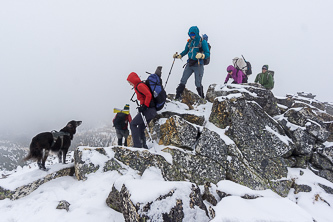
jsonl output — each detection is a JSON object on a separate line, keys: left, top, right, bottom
{"left": 180, "top": 26, "right": 210, "bottom": 65}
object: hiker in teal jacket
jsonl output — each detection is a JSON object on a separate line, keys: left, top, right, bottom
{"left": 173, "top": 26, "right": 210, "bottom": 99}
{"left": 254, "top": 65, "right": 274, "bottom": 90}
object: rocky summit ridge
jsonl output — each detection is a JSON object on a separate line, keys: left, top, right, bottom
{"left": 1, "top": 83, "right": 333, "bottom": 221}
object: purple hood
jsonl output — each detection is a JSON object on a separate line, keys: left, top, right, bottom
{"left": 225, "top": 65, "right": 245, "bottom": 84}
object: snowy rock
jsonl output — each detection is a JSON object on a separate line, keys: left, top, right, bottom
{"left": 167, "top": 148, "right": 226, "bottom": 185}
{"left": 293, "top": 184, "right": 312, "bottom": 194}
{"left": 202, "top": 182, "right": 218, "bottom": 206}
{"left": 195, "top": 127, "right": 228, "bottom": 170}
{"left": 208, "top": 95, "right": 293, "bottom": 195}
{"left": 153, "top": 115, "right": 198, "bottom": 150}
{"left": 74, "top": 147, "right": 124, "bottom": 181}
{"left": 206, "top": 83, "right": 280, "bottom": 116}
{"left": 112, "top": 146, "right": 225, "bottom": 185}
{"left": 318, "top": 183, "right": 333, "bottom": 195}
{"left": 0, "top": 186, "right": 12, "bottom": 200}
{"left": 310, "top": 146, "right": 333, "bottom": 182}
{"left": 106, "top": 181, "right": 210, "bottom": 222}
{"left": 276, "top": 96, "right": 294, "bottom": 109}
{"left": 325, "top": 102, "right": 333, "bottom": 116}
{"left": 291, "top": 128, "right": 316, "bottom": 155}
{"left": 74, "top": 147, "right": 102, "bottom": 181}
{"left": 56, "top": 200, "right": 71, "bottom": 212}
{"left": 181, "top": 88, "right": 207, "bottom": 110}
{"left": 154, "top": 111, "right": 205, "bottom": 126}
{"left": 0, "top": 166, "right": 74, "bottom": 200}
{"left": 306, "top": 122, "right": 330, "bottom": 142}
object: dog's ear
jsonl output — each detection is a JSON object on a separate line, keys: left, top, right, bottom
{"left": 67, "top": 123, "right": 73, "bottom": 128}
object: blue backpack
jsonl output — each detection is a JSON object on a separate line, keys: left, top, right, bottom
{"left": 136, "top": 74, "right": 166, "bottom": 111}
{"left": 145, "top": 74, "right": 166, "bottom": 111}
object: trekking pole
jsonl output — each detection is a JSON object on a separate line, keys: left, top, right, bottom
{"left": 130, "top": 92, "right": 140, "bottom": 106}
{"left": 140, "top": 112, "right": 156, "bottom": 152}
{"left": 164, "top": 52, "right": 177, "bottom": 88}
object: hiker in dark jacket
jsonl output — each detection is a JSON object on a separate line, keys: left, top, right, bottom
{"left": 127, "top": 72, "right": 157, "bottom": 148}
{"left": 254, "top": 65, "right": 274, "bottom": 90}
{"left": 224, "top": 65, "right": 246, "bottom": 84}
{"left": 113, "top": 104, "right": 132, "bottom": 146}
{"left": 173, "top": 26, "right": 210, "bottom": 99}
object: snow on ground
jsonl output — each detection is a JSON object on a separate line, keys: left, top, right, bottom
{"left": 1, "top": 149, "right": 333, "bottom": 222}
{"left": 1, "top": 86, "right": 332, "bottom": 221}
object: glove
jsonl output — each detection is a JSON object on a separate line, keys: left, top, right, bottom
{"left": 138, "top": 105, "right": 147, "bottom": 113}
{"left": 195, "top": 53, "right": 205, "bottom": 59}
{"left": 173, "top": 53, "right": 182, "bottom": 59}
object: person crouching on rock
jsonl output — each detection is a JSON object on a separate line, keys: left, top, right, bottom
{"left": 127, "top": 72, "right": 157, "bottom": 148}
{"left": 224, "top": 65, "right": 246, "bottom": 84}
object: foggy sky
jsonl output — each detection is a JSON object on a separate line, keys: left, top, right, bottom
{"left": 1, "top": 0, "right": 332, "bottom": 136}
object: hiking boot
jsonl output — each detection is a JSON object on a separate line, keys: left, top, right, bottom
{"left": 118, "top": 138, "right": 122, "bottom": 146}
{"left": 175, "top": 84, "right": 185, "bottom": 100}
{"left": 174, "top": 96, "right": 182, "bottom": 101}
{"left": 141, "top": 138, "right": 148, "bottom": 149}
{"left": 196, "top": 86, "right": 204, "bottom": 98}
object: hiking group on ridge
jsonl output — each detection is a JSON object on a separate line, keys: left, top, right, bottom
{"left": 113, "top": 25, "right": 275, "bottom": 148}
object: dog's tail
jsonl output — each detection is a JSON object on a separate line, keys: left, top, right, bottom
{"left": 22, "top": 137, "right": 39, "bottom": 162}
{"left": 22, "top": 153, "right": 32, "bottom": 162}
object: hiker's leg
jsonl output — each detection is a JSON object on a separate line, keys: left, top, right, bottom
{"left": 143, "top": 107, "right": 157, "bottom": 124}
{"left": 130, "top": 114, "right": 145, "bottom": 148}
{"left": 124, "top": 130, "right": 129, "bottom": 146}
{"left": 180, "top": 65, "right": 193, "bottom": 85}
{"left": 194, "top": 65, "right": 205, "bottom": 98}
{"left": 194, "top": 65, "right": 204, "bottom": 88}
{"left": 176, "top": 66, "right": 193, "bottom": 100}
{"left": 116, "top": 129, "right": 123, "bottom": 146}
{"left": 140, "top": 108, "right": 157, "bottom": 148}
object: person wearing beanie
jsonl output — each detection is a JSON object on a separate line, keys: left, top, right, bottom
{"left": 224, "top": 65, "right": 246, "bottom": 84}
{"left": 173, "top": 26, "right": 210, "bottom": 99}
{"left": 124, "top": 104, "right": 130, "bottom": 111}
{"left": 127, "top": 72, "right": 157, "bottom": 148}
{"left": 113, "top": 104, "right": 132, "bottom": 146}
{"left": 254, "top": 65, "right": 274, "bottom": 90}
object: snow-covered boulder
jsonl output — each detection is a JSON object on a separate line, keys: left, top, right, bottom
{"left": 106, "top": 180, "right": 211, "bottom": 222}
{"left": 112, "top": 146, "right": 225, "bottom": 185}
{"left": 0, "top": 165, "right": 74, "bottom": 200}
{"left": 206, "top": 83, "right": 280, "bottom": 116}
{"left": 74, "top": 147, "right": 124, "bottom": 181}
{"left": 208, "top": 92, "right": 292, "bottom": 195}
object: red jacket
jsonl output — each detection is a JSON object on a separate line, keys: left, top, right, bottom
{"left": 127, "top": 72, "right": 152, "bottom": 107}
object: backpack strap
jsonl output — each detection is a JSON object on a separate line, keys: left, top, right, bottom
{"left": 187, "top": 37, "right": 203, "bottom": 49}
{"left": 135, "top": 82, "right": 154, "bottom": 107}
{"left": 135, "top": 82, "right": 145, "bottom": 97}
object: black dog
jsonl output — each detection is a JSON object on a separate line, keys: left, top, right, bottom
{"left": 24, "top": 120, "right": 82, "bottom": 170}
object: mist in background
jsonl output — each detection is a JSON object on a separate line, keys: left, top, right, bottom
{"left": 1, "top": 0, "right": 332, "bottom": 138}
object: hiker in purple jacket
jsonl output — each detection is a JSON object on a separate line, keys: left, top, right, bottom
{"left": 224, "top": 65, "right": 246, "bottom": 84}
